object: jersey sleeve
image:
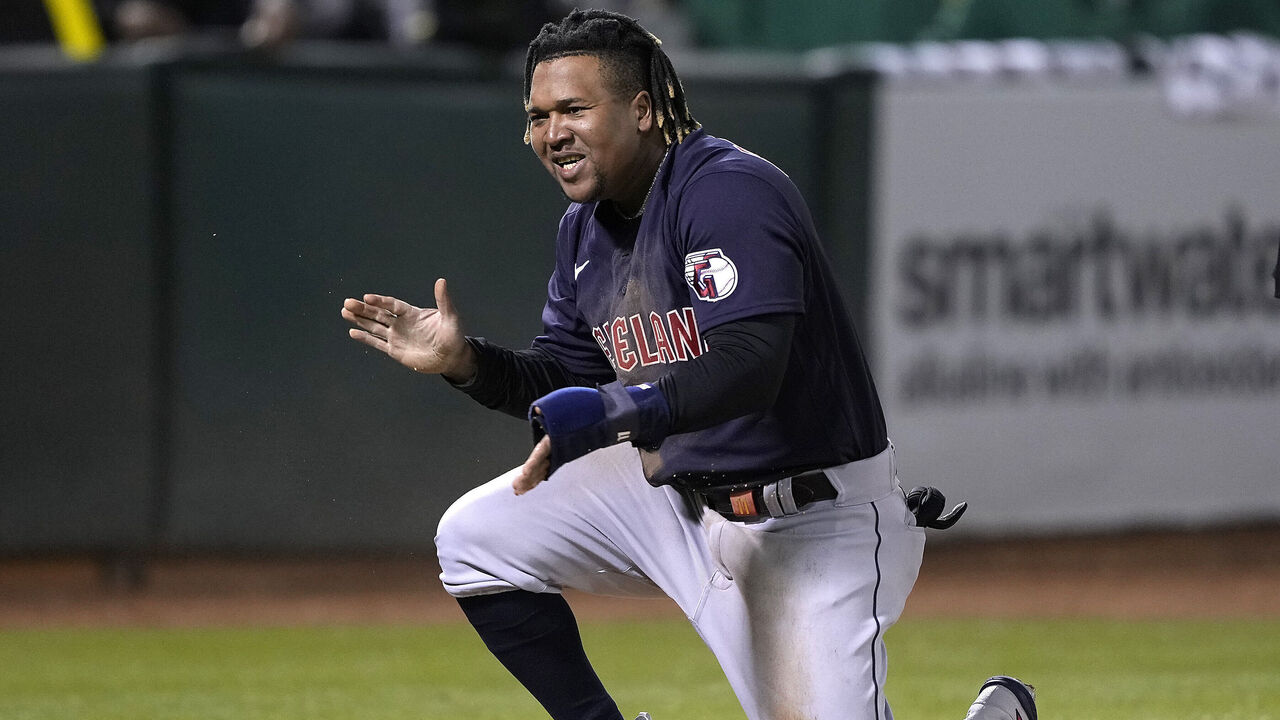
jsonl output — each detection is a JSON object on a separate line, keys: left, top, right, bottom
{"left": 656, "top": 312, "right": 797, "bottom": 433}
{"left": 449, "top": 338, "right": 591, "bottom": 419}
{"left": 675, "top": 168, "right": 807, "bottom": 331}
{"left": 529, "top": 207, "right": 617, "bottom": 384}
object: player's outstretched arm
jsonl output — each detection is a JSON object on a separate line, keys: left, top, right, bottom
{"left": 341, "top": 277, "right": 477, "bottom": 383}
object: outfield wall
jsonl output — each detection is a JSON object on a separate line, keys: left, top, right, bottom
{"left": 1, "top": 44, "right": 1276, "bottom": 553}
{"left": 0, "top": 65, "right": 160, "bottom": 552}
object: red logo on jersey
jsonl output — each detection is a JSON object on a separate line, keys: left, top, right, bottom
{"left": 684, "top": 249, "right": 739, "bottom": 302}
{"left": 592, "top": 307, "right": 706, "bottom": 372}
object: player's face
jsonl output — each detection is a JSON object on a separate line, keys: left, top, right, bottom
{"left": 527, "top": 55, "right": 654, "bottom": 212}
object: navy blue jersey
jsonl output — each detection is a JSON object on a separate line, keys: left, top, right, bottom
{"left": 531, "top": 130, "right": 886, "bottom": 487}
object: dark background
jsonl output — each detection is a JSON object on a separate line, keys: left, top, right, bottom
{"left": 0, "top": 47, "right": 874, "bottom": 556}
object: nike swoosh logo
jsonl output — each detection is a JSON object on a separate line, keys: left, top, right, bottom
{"left": 574, "top": 260, "right": 590, "bottom": 279}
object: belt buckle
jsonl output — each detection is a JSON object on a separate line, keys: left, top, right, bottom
{"left": 760, "top": 476, "right": 802, "bottom": 518}
{"left": 722, "top": 476, "right": 804, "bottom": 522}
{"left": 729, "top": 489, "right": 757, "bottom": 517}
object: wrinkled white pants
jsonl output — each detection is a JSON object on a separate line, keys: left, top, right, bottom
{"left": 436, "top": 442, "right": 925, "bottom": 720}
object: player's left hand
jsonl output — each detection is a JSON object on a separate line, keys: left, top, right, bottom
{"left": 513, "top": 435, "right": 551, "bottom": 495}
{"left": 522, "top": 382, "right": 671, "bottom": 487}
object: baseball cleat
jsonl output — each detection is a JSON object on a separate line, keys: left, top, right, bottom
{"left": 963, "top": 676, "right": 1037, "bottom": 720}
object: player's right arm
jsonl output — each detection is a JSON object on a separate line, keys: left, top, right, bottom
{"left": 342, "top": 234, "right": 613, "bottom": 420}
{"left": 447, "top": 339, "right": 607, "bottom": 418}
{"left": 341, "top": 277, "right": 477, "bottom": 383}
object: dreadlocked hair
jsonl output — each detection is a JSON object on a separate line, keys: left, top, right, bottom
{"left": 522, "top": 8, "right": 700, "bottom": 147}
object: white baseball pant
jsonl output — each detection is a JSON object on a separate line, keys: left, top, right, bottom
{"left": 436, "top": 441, "right": 925, "bottom": 720}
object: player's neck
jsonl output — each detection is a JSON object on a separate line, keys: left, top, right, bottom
{"left": 613, "top": 142, "right": 670, "bottom": 220}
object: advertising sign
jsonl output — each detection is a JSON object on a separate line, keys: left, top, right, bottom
{"left": 872, "top": 80, "right": 1280, "bottom": 532}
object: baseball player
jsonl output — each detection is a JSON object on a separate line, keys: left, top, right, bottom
{"left": 341, "top": 9, "right": 1037, "bottom": 720}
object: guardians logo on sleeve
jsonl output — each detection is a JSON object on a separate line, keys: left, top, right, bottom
{"left": 684, "top": 249, "right": 738, "bottom": 302}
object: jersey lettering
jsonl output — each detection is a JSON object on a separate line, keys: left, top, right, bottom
{"left": 596, "top": 306, "right": 705, "bottom": 372}
{"left": 666, "top": 307, "right": 704, "bottom": 361}
{"left": 649, "top": 310, "right": 676, "bottom": 363}
{"left": 629, "top": 314, "right": 662, "bottom": 366}
{"left": 611, "top": 317, "right": 637, "bottom": 372}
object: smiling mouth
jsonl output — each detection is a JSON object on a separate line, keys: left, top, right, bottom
{"left": 554, "top": 154, "right": 585, "bottom": 171}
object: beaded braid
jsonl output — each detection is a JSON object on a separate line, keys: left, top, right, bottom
{"left": 522, "top": 9, "right": 700, "bottom": 146}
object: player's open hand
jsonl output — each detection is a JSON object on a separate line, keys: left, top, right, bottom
{"left": 341, "top": 278, "right": 476, "bottom": 381}
{"left": 512, "top": 436, "right": 551, "bottom": 495}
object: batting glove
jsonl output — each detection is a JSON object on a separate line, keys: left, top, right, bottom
{"left": 905, "top": 486, "right": 968, "bottom": 529}
{"left": 529, "top": 381, "right": 671, "bottom": 477}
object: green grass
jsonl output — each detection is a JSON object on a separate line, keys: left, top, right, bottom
{"left": 1, "top": 618, "right": 1278, "bottom": 719}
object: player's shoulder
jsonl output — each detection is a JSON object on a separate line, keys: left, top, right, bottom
{"left": 667, "top": 131, "right": 800, "bottom": 214}
{"left": 672, "top": 132, "right": 794, "bottom": 194}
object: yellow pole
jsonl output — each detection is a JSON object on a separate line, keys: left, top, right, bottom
{"left": 43, "top": 0, "right": 107, "bottom": 61}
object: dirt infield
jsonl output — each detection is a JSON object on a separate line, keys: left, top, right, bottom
{"left": 2, "top": 524, "right": 1277, "bottom": 628}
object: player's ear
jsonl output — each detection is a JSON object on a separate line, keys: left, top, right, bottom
{"left": 632, "top": 90, "right": 654, "bottom": 133}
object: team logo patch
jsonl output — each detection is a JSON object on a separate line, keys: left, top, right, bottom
{"left": 684, "top": 249, "right": 738, "bottom": 302}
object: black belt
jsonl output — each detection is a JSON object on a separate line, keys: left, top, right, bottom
{"left": 697, "top": 470, "right": 837, "bottom": 522}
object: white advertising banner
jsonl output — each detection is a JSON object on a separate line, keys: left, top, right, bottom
{"left": 871, "top": 79, "right": 1280, "bottom": 533}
